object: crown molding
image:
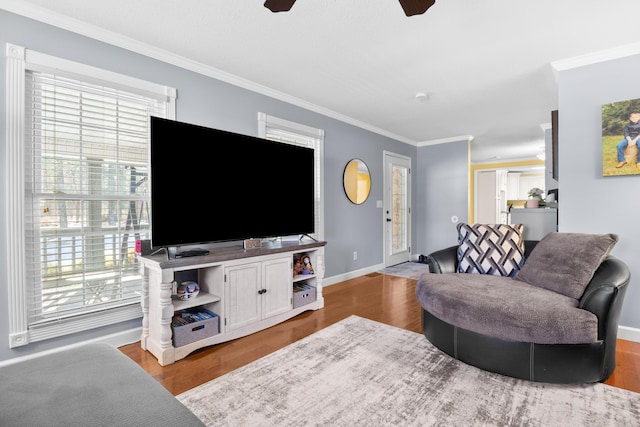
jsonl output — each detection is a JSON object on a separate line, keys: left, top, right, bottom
{"left": 417, "top": 135, "right": 474, "bottom": 147}
{"left": 2, "top": 1, "right": 415, "bottom": 145}
{"left": 551, "top": 41, "right": 640, "bottom": 72}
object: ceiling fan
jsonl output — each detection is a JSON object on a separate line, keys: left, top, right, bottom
{"left": 264, "top": 0, "right": 436, "bottom": 17}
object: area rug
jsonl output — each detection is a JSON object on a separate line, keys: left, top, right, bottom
{"left": 177, "top": 316, "right": 640, "bottom": 427}
{"left": 378, "top": 261, "right": 430, "bottom": 280}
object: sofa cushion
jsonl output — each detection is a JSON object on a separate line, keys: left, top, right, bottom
{"left": 514, "top": 232, "right": 618, "bottom": 299}
{"left": 416, "top": 273, "right": 598, "bottom": 344}
{"left": 456, "top": 223, "right": 525, "bottom": 277}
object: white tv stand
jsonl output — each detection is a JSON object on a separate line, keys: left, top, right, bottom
{"left": 138, "top": 240, "right": 326, "bottom": 365}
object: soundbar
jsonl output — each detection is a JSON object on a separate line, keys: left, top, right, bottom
{"left": 175, "top": 249, "right": 210, "bottom": 258}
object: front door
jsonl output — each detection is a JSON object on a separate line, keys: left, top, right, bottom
{"left": 383, "top": 152, "right": 411, "bottom": 267}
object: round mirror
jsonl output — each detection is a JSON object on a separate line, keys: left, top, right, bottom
{"left": 343, "top": 159, "right": 371, "bottom": 204}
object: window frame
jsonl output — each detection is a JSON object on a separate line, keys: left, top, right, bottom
{"left": 5, "top": 43, "right": 176, "bottom": 347}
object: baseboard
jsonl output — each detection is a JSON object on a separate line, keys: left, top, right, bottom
{"left": 618, "top": 325, "right": 640, "bottom": 343}
{"left": 0, "top": 327, "right": 142, "bottom": 368}
{"left": 323, "top": 264, "right": 385, "bottom": 287}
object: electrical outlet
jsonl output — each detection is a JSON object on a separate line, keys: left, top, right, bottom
{"left": 353, "top": 251, "right": 358, "bottom": 261}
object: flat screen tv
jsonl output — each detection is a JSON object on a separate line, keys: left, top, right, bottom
{"left": 150, "top": 116, "right": 315, "bottom": 249}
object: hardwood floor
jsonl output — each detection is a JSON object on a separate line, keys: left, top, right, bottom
{"left": 119, "top": 272, "right": 640, "bottom": 396}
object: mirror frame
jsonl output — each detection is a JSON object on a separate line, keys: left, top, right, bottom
{"left": 343, "top": 158, "right": 371, "bottom": 204}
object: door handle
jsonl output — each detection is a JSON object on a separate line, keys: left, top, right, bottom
{"left": 386, "top": 218, "right": 392, "bottom": 222}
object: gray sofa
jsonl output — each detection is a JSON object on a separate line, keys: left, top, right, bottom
{"left": 416, "top": 231, "right": 630, "bottom": 383}
{"left": 0, "top": 343, "right": 204, "bottom": 427}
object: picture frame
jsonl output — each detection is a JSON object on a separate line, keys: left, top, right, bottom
{"left": 602, "top": 98, "right": 640, "bottom": 176}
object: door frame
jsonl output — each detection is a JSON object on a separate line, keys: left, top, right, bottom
{"left": 383, "top": 151, "right": 412, "bottom": 267}
{"left": 469, "top": 160, "right": 545, "bottom": 223}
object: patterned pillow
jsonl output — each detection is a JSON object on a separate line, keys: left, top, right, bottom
{"left": 457, "top": 223, "right": 525, "bottom": 277}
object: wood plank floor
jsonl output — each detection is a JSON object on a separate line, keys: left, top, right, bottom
{"left": 119, "top": 272, "right": 640, "bottom": 396}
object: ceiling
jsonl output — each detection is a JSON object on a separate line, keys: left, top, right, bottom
{"left": 5, "top": 0, "right": 640, "bottom": 162}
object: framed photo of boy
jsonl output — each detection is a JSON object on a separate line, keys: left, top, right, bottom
{"left": 602, "top": 97, "right": 640, "bottom": 176}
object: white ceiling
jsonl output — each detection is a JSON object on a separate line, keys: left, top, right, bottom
{"left": 5, "top": 0, "right": 640, "bottom": 162}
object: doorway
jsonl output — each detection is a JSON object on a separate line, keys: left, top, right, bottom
{"left": 474, "top": 165, "right": 545, "bottom": 224}
{"left": 383, "top": 151, "right": 412, "bottom": 267}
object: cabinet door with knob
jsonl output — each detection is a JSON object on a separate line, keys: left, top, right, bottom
{"left": 224, "top": 262, "right": 261, "bottom": 332}
{"left": 224, "top": 257, "right": 292, "bottom": 332}
{"left": 262, "top": 257, "right": 293, "bottom": 319}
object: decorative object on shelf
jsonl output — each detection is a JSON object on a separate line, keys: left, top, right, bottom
{"left": 528, "top": 187, "right": 545, "bottom": 200}
{"left": 302, "top": 253, "right": 314, "bottom": 275}
{"left": 293, "top": 252, "right": 314, "bottom": 276}
{"left": 343, "top": 158, "right": 371, "bottom": 204}
{"left": 174, "top": 281, "right": 200, "bottom": 301}
{"left": 293, "top": 253, "right": 303, "bottom": 276}
{"left": 527, "top": 187, "right": 545, "bottom": 208}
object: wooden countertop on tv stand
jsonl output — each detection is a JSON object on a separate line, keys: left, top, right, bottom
{"left": 138, "top": 240, "right": 327, "bottom": 269}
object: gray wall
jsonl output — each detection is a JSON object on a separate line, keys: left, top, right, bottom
{"left": 0, "top": 10, "right": 418, "bottom": 361}
{"left": 415, "top": 141, "right": 469, "bottom": 256}
{"left": 556, "top": 54, "right": 640, "bottom": 332}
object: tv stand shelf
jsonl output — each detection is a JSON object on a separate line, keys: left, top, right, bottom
{"left": 138, "top": 240, "right": 326, "bottom": 365}
{"left": 293, "top": 273, "right": 315, "bottom": 283}
{"left": 172, "top": 292, "right": 221, "bottom": 311}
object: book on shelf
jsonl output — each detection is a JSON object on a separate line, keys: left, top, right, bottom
{"left": 172, "top": 309, "right": 216, "bottom": 327}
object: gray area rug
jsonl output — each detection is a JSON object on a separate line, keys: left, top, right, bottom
{"left": 177, "top": 316, "right": 640, "bottom": 426}
{"left": 379, "top": 261, "right": 430, "bottom": 280}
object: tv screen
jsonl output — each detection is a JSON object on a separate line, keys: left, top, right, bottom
{"left": 150, "top": 117, "right": 315, "bottom": 248}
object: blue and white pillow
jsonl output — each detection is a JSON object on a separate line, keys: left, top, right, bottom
{"left": 457, "top": 223, "right": 525, "bottom": 277}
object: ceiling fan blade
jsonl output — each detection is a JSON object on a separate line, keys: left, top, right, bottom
{"left": 398, "top": 0, "right": 436, "bottom": 16}
{"left": 264, "top": 0, "right": 297, "bottom": 13}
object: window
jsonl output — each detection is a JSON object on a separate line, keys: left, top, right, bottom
{"left": 258, "top": 113, "right": 324, "bottom": 241}
{"left": 6, "top": 44, "right": 176, "bottom": 347}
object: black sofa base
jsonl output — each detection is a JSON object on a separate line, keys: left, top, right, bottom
{"left": 422, "top": 309, "right": 611, "bottom": 384}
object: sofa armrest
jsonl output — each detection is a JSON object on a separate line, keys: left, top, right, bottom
{"left": 579, "top": 257, "right": 630, "bottom": 340}
{"left": 427, "top": 246, "right": 458, "bottom": 274}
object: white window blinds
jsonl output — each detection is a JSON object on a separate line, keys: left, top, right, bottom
{"left": 6, "top": 44, "right": 176, "bottom": 346}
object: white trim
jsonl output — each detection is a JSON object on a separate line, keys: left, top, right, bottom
{"left": 0, "top": 327, "right": 142, "bottom": 368}
{"left": 322, "top": 264, "right": 384, "bottom": 287}
{"left": 23, "top": 47, "right": 175, "bottom": 102}
{"left": 5, "top": 42, "right": 176, "bottom": 347}
{"left": 618, "top": 326, "right": 640, "bottom": 343}
{"left": 258, "top": 112, "right": 324, "bottom": 139}
{"left": 382, "top": 151, "right": 413, "bottom": 267}
{"left": 551, "top": 41, "right": 640, "bottom": 72}
{"left": 5, "top": 43, "right": 28, "bottom": 348}
{"left": 417, "top": 135, "right": 474, "bottom": 147}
